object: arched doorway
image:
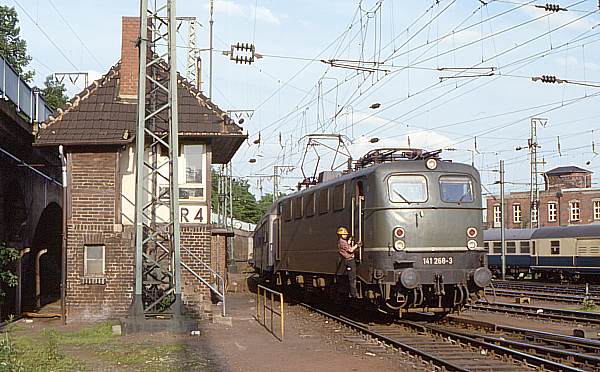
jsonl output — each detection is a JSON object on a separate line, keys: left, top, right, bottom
{"left": 23, "top": 203, "right": 62, "bottom": 310}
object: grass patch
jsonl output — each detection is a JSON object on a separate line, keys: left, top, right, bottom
{"left": 579, "top": 299, "right": 599, "bottom": 312}
{"left": 52, "top": 322, "right": 114, "bottom": 345}
{"left": 97, "top": 343, "right": 187, "bottom": 367}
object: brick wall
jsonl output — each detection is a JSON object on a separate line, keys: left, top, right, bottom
{"left": 66, "top": 150, "right": 222, "bottom": 322}
{"left": 486, "top": 189, "right": 600, "bottom": 229}
{"left": 180, "top": 225, "right": 213, "bottom": 316}
{"left": 66, "top": 150, "right": 134, "bottom": 322}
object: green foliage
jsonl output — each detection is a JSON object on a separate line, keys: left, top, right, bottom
{"left": 212, "top": 169, "right": 265, "bottom": 224}
{"left": 0, "top": 6, "right": 33, "bottom": 82}
{"left": 41, "top": 75, "right": 68, "bottom": 111}
{"left": 0, "top": 242, "right": 19, "bottom": 299}
{"left": 0, "top": 317, "right": 23, "bottom": 371}
{"left": 580, "top": 298, "right": 598, "bottom": 312}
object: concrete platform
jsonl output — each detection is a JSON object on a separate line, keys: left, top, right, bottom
{"left": 200, "top": 293, "right": 419, "bottom": 371}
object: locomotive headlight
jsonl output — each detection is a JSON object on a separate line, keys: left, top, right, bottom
{"left": 466, "top": 239, "right": 478, "bottom": 250}
{"left": 426, "top": 158, "right": 437, "bottom": 170}
{"left": 466, "top": 227, "right": 478, "bottom": 238}
{"left": 394, "top": 240, "right": 406, "bottom": 250}
{"left": 400, "top": 268, "right": 420, "bottom": 289}
{"left": 474, "top": 267, "right": 492, "bottom": 288}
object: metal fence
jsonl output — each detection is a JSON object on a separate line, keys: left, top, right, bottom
{"left": 0, "top": 55, "right": 53, "bottom": 123}
{"left": 256, "top": 284, "right": 284, "bottom": 341}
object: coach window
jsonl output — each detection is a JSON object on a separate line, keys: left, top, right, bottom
{"left": 492, "top": 242, "right": 501, "bottom": 254}
{"left": 513, "top": 204, "right": 522, "bottom": 224}
{"left": 548, "top": 202, "right": 557, "bottom": 222}
{"left": 506, "top": 241, "right": 516, "bottom": 254}
{"left": 333, "top": 184, "right": 345, "bottom": 211}
{"left": 493, "top": 205, "right": 501, "bottom": 228}
{"left": 439, "top": 176, "right": 473, "bottom": 203}
{"left": 388, "top": 175, "right": 428, "bottom": 203}
{"left": 520, "top": 241, "right": 530, "bottom": 254}
{"left": 318, "top": 189, "right": 329, "bottom": 214}
{"left": 551, "top": 240, "right": 560, "bottom": 255}
{"left": 306, "top": 193, "right": 315, "bottom": 217}
{"left": 569, "top": 201, "right": 580, "bottom": 222}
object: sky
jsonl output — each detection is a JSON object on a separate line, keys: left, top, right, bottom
{"left": 8, "top": 0, "right": 600, "bottom": 199}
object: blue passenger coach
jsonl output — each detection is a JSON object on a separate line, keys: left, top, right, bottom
{"left": 484, "top": 225, "right": 600, "bottom": 281}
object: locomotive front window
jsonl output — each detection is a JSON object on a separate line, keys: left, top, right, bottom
{"left": 388, "top": 175, "right": 428, "bottom": 203}
{"left": 439, "top": 176, "right": 474, "bottom": 203}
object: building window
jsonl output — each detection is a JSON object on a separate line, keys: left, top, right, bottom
{"left": 569, "top": 201, "right": 580, "bottom": 221}
{"left": 84, "top": 245, "right": 105, "bottom": 276}
{"left": 506, "top": 241, "right": 516, "bottom": 254}
{"left": 548, "top": 202, "right": 557, "bottom": 222}
{"left": 531, "top": 205, "right": 538, "bottom": 223}
{"left": 492, "top": 242, "right": 501, "bottom": 254}
{"left": 594, "top": 200, "right": 600, "bottom": 220}
{"left": 513, "top": 204, "right": 521, "bottom": 224}
{"left": 493, "top": 205, "right": 501, "bottom": 228}
{"left": 550, "top": 240, "right": 560, "bottom": 255}
{"left": 520, "top": 241, "right": 530, "bottom": 254}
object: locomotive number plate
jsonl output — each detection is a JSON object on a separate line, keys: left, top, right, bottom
{"left": 422, "top": 257, "right": 453, "bottom": 265}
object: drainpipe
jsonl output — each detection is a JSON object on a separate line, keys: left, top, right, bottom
{"left": 35, "top": 249, "right": 48, "bottom": 309}
{"left": 15, "top": 248, "right": 30, "bottom": 315}
{"left": 59, "top": 145, "right": 67, "bottom": 324}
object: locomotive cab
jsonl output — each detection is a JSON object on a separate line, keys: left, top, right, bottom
{"left": 363, "top": 156, "right": 491, "bottom": 314}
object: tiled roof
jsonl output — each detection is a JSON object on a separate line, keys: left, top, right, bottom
{"left": 545, "top": 166, "right": 591, "bottom": 175}
{"left": 34, "top": 62, "right": 246, "bottom": 163}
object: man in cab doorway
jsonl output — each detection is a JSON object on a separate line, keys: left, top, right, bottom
{"left": 337, "top": 226, "right": 359, "bottom": 298}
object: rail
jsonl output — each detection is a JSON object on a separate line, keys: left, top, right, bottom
{"left": 256, "top": 285, "right": 284, "bottom": 341}
{"left": 0, "top": 55, "right": 53, "bottom": 123}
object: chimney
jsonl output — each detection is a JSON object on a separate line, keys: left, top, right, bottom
{"left": 119, "top": 17, "right": 140, "bottom": 99}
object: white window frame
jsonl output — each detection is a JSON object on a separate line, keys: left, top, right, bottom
{"left": 531, "top": 204, "right": 538, "bottom": 223}
{"left": 569, "top": 200, "right": 580, "bottom": 221}
{"left": 84, "top": 244, "right": 105, "bottom": 277}
{"left": 493, "top": 205, "right": 501, "bottom": 228}
{"left": 513, "top": 204, "right": 521, "bottom": 224}
{"left": 548, "top": 202, "right": 557, "bottom": 222}
{"left": 594, "top": 200, "right": 600, "bottom": 220}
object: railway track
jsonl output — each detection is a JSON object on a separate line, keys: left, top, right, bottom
{"left": 300, "top": 302, "right": 589, "bottom": 371}
{"left": 485, "top": 287, "right": 600, "bottom": 304}
{"left": 490, "top": 281, "right": 600, "bottom": 302}
{"left": 467, "top": 301, "right": 600, "bottom": 326}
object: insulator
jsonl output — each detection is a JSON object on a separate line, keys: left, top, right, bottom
{"left": 545, "top": 3, "right": 560, "bottom": 12}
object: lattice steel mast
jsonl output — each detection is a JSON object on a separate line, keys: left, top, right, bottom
{"left": 133, "top": 0, "right": 182, "bottom": 317}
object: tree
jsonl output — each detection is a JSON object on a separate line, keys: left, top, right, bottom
{"left": 0, "top": 242, "right": 19, "bottom": 299}
{"left": 257, "top": 194, "right": 274, "bottom": 217}
{"left": 41, "top": 75, "right": 68, "bottom": 111}
{"left": 0, "top": 6, "right": 33, "bottom": 82}
{"left": 211, "top": 169, "right": 263, "bottom": 224}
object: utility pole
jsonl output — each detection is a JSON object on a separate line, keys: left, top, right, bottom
{"left": 273, "top": 165, "right": 294, "bottom": 202}
{"left": 529, "top": 118, "right": 546, "bottom": 228}
{"left": 208, "top": 0, "right": 214, "bottom": 99}
{"left": 500, "top": 160, "right": 506, "bottom": 281}
{"left": 133, "top": 0, "right": 182, "bottom": 317}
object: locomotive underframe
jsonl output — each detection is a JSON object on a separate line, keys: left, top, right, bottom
{"left": 263, "top": 250, "right": 488, "bottom": 315}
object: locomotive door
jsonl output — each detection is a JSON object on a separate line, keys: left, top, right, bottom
{"left": 352, "top": 180, "right": 365, "bottom": 260}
